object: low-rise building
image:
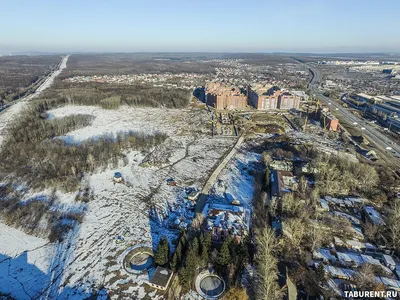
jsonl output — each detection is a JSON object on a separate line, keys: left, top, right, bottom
{"left": 371, "top": 103, "right": 399, "bottom": 119}
{"left": 354, "top": 93, "right": 375, "bottom": 103}
{"left": 147, "top": 267, "right": 173, "bottom": 291}
{"left": 270, "top": 170, "right": 296, "bottom": 200}
{"left": 363, "top": 206, "right": 385, "bottom": 226}
{"left": 202, "top": 202, "right": 251, "bottom": 243}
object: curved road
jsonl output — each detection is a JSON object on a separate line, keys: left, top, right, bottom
{"left": 307, "top": 63, "right": 400, "bottom": 167}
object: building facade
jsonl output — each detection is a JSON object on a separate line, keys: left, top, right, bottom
{"left": 206, "top": 82, "right": 247, "bottom": 110}
{"left": 248, "top": 85, "right": 300, "bottom": 110}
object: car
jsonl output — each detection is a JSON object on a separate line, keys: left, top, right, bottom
{"left": 353, "top": 122, "right": 358, "bottom": 125}
{"left": 386, "top": 146, "right": 392, "bottom": 150}
{"left": 328, "top": 102, "right": 331, "bottom": 105}
{"left": 335, "top": 108, "right": 339, "bottom": 110}
{"left": 361, "top": 127, "right": 365, "bottom": 130}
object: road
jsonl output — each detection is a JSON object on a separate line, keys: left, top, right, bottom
{"left": 195, "top": 131, "right": 246, "bottom": 214}
{"left": 0, "top": 55, "right": 69, "bottom": 147}
{"left": 307, "top": 63, "right": 400, "bottom": 167}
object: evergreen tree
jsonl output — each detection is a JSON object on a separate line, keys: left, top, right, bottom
{"left": 201, "top": 244, "right": 209, "bottom": 265}
{"left": 171, "top": 252, "right": 179, "bottom": 272}
{"left": 217, "top": 240, "right": 231, "bottom": 266}
{"left": 154, "top": 236, "right": 169, "bottom": 266}
{"left": 186, "top": 247, "right": 198, "bottom": 276}
{"left": 192, "top": 236, "right": 199, "bottom": 255}
{"left": 204, "top": 232, "right": 212, "bottom": 247}
{"left": 178, "top": 267, "right": 189, "bottom": 290}
{"left": 175, "top": 241, "right": 183, "bottom": 261}
{"left": 180, "top": 229, "right": 187, "bottom": 247}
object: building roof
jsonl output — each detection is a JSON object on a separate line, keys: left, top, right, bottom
{"left": 364, "top": 206, "right": 385, "bottom": 225}
{"left": 382, "top": 254, "right": 396, "bottom": 266}
{"left": 149, "top": 267, "right": 173, "bottom": 288}
{"left": 356, "top": 93, "right": 374, "bottom": 100}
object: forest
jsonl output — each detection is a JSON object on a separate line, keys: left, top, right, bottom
{"left": 40, "top": 81, "right": 191, "bottom": 109}
{"left": 0, "top": 104, "right": 167, "bottom": 191}
{"left": 0, "top": 55, "right": 60, "bottom": 103}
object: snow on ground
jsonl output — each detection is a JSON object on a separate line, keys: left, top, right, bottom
{"left": 0, "top": 55, "right": 69, "bottom": 148}
{"left": 0, "top": 103, "right": 238, "bottom": 298}
{"left": 0, "top": 105, "right": 234, "bottom": 299}
{"left": 0, "top": 223, "right": 57, "bottom": 300}
{"left": 48, "top": 105, "right": 184, "bottom": 142}
{"left": 210, "top": 146, "right": 262, "bottom": 209}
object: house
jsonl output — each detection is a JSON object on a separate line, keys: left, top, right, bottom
{"left": 187, "top": 190, "right": 200, "bottom": 201}
{"left": 269, "top": 160, "right": 293, "bottom": 172}
{"left": 147, "top": 267, "right": 173, "bottom": 291}
{"left": 270, "top": 170, "right": 296, "bottom": 199}
{"left": 202, "top": 203, "right": 251, "bottom": 243}
{"left": 323, "top": 265, "right": 356, "bottom": 281}
{"left": 363, "top": 206, "right": 385, "bottom": 226}
{"left": 382, "top": 254, "right": 396, "bottom": 271}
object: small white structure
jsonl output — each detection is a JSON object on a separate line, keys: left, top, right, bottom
{"left": 113, "top": 172, "right": 123, "bottom": 183}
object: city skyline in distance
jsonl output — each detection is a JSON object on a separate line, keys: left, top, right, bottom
{"left": 1, "top": 0, "right": 400, "bottom": 54}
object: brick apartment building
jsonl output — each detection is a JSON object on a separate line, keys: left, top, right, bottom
{"left": 248, "top": 84, "right": 300, "bottom": 110}
{"left": 206, "top": 82, "right": 247, "bottom": 110}
{"left": 322, "top": 114, "right": 339, "bottom": 131}
{"left": 315, "top": 107, "right": 339, "bottom": 131}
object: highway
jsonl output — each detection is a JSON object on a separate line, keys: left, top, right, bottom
{"left": 0, "top": 55, "right": 69, "bottom": 147}
{"left": 307, "top": 63, "right": 400, "bottom": 167}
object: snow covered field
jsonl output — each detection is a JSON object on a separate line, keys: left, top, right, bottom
{"left": 0, "top": 104, "right": 237, "bottom": 299}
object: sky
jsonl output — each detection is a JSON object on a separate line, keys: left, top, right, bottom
{"left": 1, "top": 0, "right": 400, "bottom": 53}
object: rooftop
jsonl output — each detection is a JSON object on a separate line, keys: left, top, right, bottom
{"left": 149, "top": 267, "right": 173, "bottom": 288}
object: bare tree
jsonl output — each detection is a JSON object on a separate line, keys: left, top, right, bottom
{"left": 387, "top": 198, "right": 400, "bottom": 252}
{"left": 254, "top": 227, "right": 283, "bottom": 300}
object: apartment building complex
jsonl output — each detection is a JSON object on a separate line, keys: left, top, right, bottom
{"left": 247, "top": 84, "right": 300, "bottom": 110}
{"left": 205, "top": 82, "right": 247, "bottom": 110}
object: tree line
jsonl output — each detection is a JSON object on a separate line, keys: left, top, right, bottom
{"left": 153, "top": 230, "right": 249, "bottom": 298}
{"left": 40, "top": 82, "right": 191, "bottom": 109}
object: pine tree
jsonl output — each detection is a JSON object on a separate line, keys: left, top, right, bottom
{"left": 201, "top": 244, "right": 209, "bottom": 265}
{"left": 192, "top": 236, "right": 199, "bottom": 255}
{"left": 217, "top": 240, "right": 231, "bottom": 266}
{"left": 178, "top": 267, "right": 189, "bottom": 290}
{"left": 180, "top": 229, "right": 187, "bottom": 247}
{"left": 175, "top": 241, "right": 183, "bottom": 261}
{"left": 171, "top": 252, "right": 179, "bottom": 272}
{"left": 204, "top": 232, "right": 212, "bottom": 249}
{"left": 154, "top": 236, "right": 169, "bottom": 266}
{"left": 186, "top": 247, "right": 198, "bottom": 276}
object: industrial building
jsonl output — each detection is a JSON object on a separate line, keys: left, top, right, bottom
{"left": 247, "top": 84, "right": 300, "bottom": 110}
{"left": 371, "top": 103, "right": 399, "bottom": 119}
{"left": 205, "top": 82, "right": 247, "bottom": 110}
{"left": 353, "top": 93, "right": 375, "bottom": 103}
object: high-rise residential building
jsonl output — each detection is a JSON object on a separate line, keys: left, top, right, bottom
{"left": 248, "top": 84, "right": 300, "bottom": 110}
{"left": 206, "top": 82, "right": 247, "bottom": 110}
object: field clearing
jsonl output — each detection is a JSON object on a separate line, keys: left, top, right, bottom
{"left": 0, "top": 104, "right": 236, "bottom": 299}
